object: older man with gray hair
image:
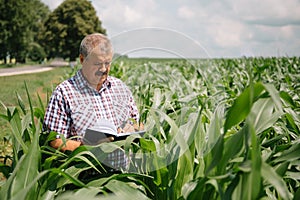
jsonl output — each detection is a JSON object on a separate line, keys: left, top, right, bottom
{"left": 43, "top": 33, "right": 140, "bottom": 170}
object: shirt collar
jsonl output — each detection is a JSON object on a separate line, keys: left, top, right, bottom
{"left": 99, "top": 77, "right": 112, "bottom": 92}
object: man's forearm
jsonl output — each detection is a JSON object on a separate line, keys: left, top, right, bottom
{"left": 50, "top": 138, "right": 81, "bottom": 151}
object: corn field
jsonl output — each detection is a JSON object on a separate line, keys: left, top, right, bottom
{"left": 0, "top": 57, "right": 299, "bottom": 199}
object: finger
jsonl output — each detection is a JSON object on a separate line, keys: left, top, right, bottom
{"left": 133, "top": 122, "right": 144, "bottom": 131}
{"left": 97, "top": 136, "right": 114, "bottom": 144}
{"left": 133, "top": 123, "right": 139, "bottom": 130}
{"left": 124, "top": 124, "right": 135, "bottom": 132}
{"left": 117, "top": 127, "right": 124, "bottom": 133}
{"left": 108, "top": 136, "right": 115, "bottom": 142}
{"left": 123, "top": 123, "right": 131, "bottom": 132}
{"left": 139, "top": 123, "right": 144, "bottom": 130}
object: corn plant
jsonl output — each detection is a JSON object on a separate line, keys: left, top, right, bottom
{"left": 0, "top": 57, "right": 299, "bottom": 199}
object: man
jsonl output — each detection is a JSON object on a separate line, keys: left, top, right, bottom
{"left": 43, "top": 33, "right": 140, "bottom": 168}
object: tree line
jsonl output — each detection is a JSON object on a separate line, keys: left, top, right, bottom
{"left": 0, "top": 0, "right": 106, "bottom": 63}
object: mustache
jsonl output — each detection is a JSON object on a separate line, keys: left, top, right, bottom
{"left": 95, "top": 70, "right": 107, "bottom": 76}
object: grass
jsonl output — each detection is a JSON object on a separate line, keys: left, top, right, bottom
{"left": 0, "top": 60, "right": 42, "bottom": 69}
{"left": 0, "top": 66, "right": 70, "bottom": 106}
{"left": 0, "top": 64, "right": 24, "bottom": 69}
{"left": 0, "top": 66, "right": 71, "bottom": 157}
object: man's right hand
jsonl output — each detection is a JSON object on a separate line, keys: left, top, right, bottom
{"left": 51, "top": 136, "right": 115, "bottom": 151}
{"left": 50, "top": 138, "right": 82, "bottom": 152}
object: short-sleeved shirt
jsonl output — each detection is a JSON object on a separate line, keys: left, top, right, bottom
{"left": 43, "top": 69, "right": 139, "bottom": 138}
{"left": 43, "top": 69, "right": 139, "bottom": 169}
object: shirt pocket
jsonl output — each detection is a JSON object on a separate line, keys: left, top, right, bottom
{"left": 113, "top": 100, "right": 131, "bottom": 127}
{"left": 71, "top": 104, "right": 96, "bottom": 136}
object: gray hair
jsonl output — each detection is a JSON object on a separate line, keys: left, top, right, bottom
{"left": 79, "top": 33, "right": 113, "bottom": 58}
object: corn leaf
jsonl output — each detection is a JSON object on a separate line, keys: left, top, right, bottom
{"left": 248, "top": 98, "right": 284, "bottom": 134}
{"left": 104, "top": 179, "right": 150, "bottom": 200}
{"left": 55, "top": 187, "right": 102, "bottom": 200}
{"left": 24, "top": 81, "right": 36, "bottom": 133}
{"left": 1, "top": 125, "right": 40, "bottom": 199}
{"left": 261, "top": 162, "right": 291, "bottom": 200}
{"left": 248, "top": 121, "right": 261, "bottom": 199}
{"left": 263, "top": 84, "right": 282, "bottom": 112}
{"left": 280, "top": 91, "right": 297, "bottom": 108}
{"left": 273, "top": 142, "right": 300, "bottom": 163}
{"left": 56, "top": 165, "right": 91, "bottom": 188}
{"left": 16, "top": 92, "right": 26, "bottom": 115}
{"left": 224, "top": 82, "right": 264, "bottom": 133}
{"left": 219, "top": 126, "right": 245, "bottom": 173}
{"left": 9, "top": 108, "right": 28, "bottom": 153}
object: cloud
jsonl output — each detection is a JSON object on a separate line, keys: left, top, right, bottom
{"left": 231, "top": 0, "right": 300, "bottom": 26}
{"left": 111, "top": 28, "right": 210, "bottom": 58}
{"left": 40, "top": 0, "right": 300, "bottom": 57}
{"left": 178, "top": 6, "right": 195, "bottom": 19}
{"left": 93, "top": 0, "right": 162, "bottom": 32}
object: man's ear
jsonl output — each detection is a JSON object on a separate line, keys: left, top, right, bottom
{"left": 79, "top": 54, "right": 85, "bottom": 64}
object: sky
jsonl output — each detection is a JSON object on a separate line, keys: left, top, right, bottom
{"left": 42, "top": 0, "right": 300, "bottom": 58}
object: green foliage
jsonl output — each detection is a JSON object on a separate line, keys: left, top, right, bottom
{"left": 0, "top": 0, "right": 50, "bottom": 63}
{"left": 28, "top": 43, "right": 46, "bottom": 62}
{"left": 43, "top": 0, "right": 106, "bottom": 61}
{"left": 0, "top": 57, "right": 299, "bottom": 199}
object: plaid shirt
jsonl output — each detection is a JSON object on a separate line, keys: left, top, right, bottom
{"left": 43, "top": 69, "right": 139, "bottom": 169}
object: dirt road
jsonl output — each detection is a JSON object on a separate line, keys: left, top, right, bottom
{"left": 0, "top": 60, "right": 69, "bottom": 77}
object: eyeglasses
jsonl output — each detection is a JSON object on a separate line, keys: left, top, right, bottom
{"left": 95, "top": 61, "right": 111, "bottom": 69}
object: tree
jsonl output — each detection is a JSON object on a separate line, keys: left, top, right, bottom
{"left": 0, "top": 0, "right": 10, "bottom": 63}
{"left": 28, "top": 43, "right": 46, "bottom": 63}
{"left": 30, "top": 1, "right": 50, "bottom": 62}
{"left": 43, "top": 0, "right": 106, "bottom": 61}
{"left": 0, "top": 0, "right": 50, "bottom": 63}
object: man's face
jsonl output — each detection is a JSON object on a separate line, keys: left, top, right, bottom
{"left": 81, "top": 47, "right": 112, "bottom": 89}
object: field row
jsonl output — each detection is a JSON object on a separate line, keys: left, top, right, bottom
{"left": 0, "top": 57, "right": 299, "bottom": 199}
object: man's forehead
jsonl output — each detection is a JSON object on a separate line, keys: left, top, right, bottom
{"left": 87, "top": 47, "right": 112, "bottom": 59}
{"left": 90, "top": 46, "right": 112, "bottom": 57}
